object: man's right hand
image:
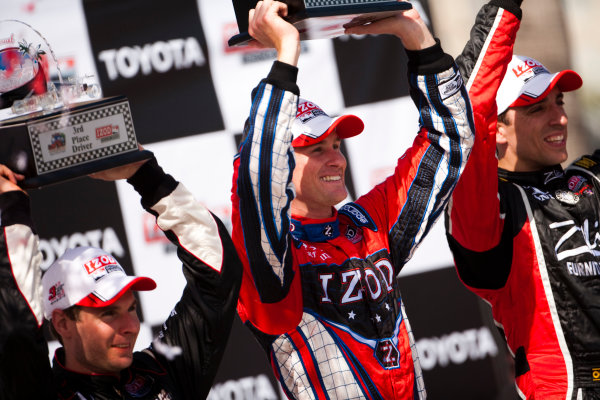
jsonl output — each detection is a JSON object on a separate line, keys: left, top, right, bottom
{"left": 0, "top": 165, "right": 25, "bottom": 194}
{"left": 344, "top": 1, "right": 435, "bottom": 51}
{"left": 248, "top": 0, "right": 300, "bottom": 66}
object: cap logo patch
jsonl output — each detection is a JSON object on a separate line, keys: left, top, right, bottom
{"left": 83, "top": 254, "right": 123, "bottom": 281}
{"left": 48, "top": 282, "right": 65, "bottom": 305}
{"left": 512, "top": 59, "right": 547, "bottom": 79}
{"left": 297, "top": 101, "right": 327, "bottom": 125}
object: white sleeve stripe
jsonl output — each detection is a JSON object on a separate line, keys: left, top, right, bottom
{"left": 466, "top": 9, "right": 504, "bottom": 92}
{"left": 151, "top": 183, "right": 224, "bottom": 273}
{"left": 5, "top": 225, "right": 44, "bottom": 325}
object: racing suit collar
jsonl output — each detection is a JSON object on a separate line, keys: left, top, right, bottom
{"left": 498, "top": 164, "right": 565, "bottom": 188}
{"left": 52, "top": 347, "right": 122, "bottom": 397}
{"left": 290, "top": 210, "right": 340, "bottom": 242}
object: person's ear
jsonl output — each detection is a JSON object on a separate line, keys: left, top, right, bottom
{"left": 52, "top": 309, "right": 72, "bottom": 339}
{"left": 496, "top": 121, "right": 509, "bottom": 145}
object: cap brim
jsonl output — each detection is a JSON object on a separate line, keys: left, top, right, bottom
{"left": 330, "top": 114, "right": 364, "bottom": 140}
{"left": 292, "top": 114, "right": 364, "bottom": 147}
{"left": 511, "top": 69, "right": 582, "bottom": 108}
{"left": 76, "top": 276, "right": 156, "bottom": 308}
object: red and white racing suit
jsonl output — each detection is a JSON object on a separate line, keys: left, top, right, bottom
{"left": 231, "top": 39, "right": 474, "bottom": 398}
{"left": 446, "top": 0, "right": 600, "bottom": 399}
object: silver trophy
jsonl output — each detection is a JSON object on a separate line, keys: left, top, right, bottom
{"left": 228, "top": 0, "right": 412, "bottom": 46}
{"left": 0, "top": 20, "right": 151, "bottom": 188}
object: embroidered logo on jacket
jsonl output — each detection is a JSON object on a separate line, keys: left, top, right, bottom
{"left": 549, "top": 218, "right": 600, "bottom": 276}
{"left": 573, "top": 156, "right": 597, "bottom": 169}
{"left": 339, "top": 203, "right": 376, "bottom": 231}
{"left": 125, "top": 374, "right": 154, "bottom": 397}
{"left": 345, "top": 225, "right": 363, "bottom": 244}
{"left": 439, "top": 72, "right": 463, "bottom": 100}
{"left": 524, "top": 186, "right": 552, "bottom": 202}
{"left": 543, "top": 169, "right": 563, "bottom": 184}
{"left": 568, "top": 175, "right": 593, "bottom": 196}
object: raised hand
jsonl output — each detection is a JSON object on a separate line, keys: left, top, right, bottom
{"left": 0, "top": 164, "right": 25, "bottom": 194}
{"left": 248, "top": 0, "right": 301, "bottom": 66}
{"left": 344, "top": 2, "right": 435, "bottom": 50}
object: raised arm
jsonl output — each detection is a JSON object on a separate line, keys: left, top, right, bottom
{"left": 231, "top": 0, "right": 303, "bottom": 335}
{"left": 0, "top": 166, "right": 53, "bottom": 399}
{"left": 444, "top": 0, "right": 522, "bottom": 287}
{"left": 92, "top": 157, "right": 242, "bottom": 398}
{"left": 344, "top": 6, "right": 475, "bottom": 270}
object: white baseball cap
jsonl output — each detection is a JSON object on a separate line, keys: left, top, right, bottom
{"left": 496, "top": 55, "right": 582, "bottom": 115}
{"left": 291, "top": 98, "right": 364, "bottom": 147}
{"left": 42, "top": 246, "right": 156, "bottom": 319}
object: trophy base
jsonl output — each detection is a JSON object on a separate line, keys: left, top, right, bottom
{"left": 21, "top": 149, "right": 153, "bottom": 189}
{"left": 228, "top": 1, "right": 412, "bottom": 47}
{"left": 0, "top": 96, "right": 150, "bottom": 189}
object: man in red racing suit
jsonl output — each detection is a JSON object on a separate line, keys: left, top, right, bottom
{"left": 446, "top": 2, "right": 600, "bottom": 399}
{"left": 0, "top": 157, "right": 241, "bottom": 399}
{"left": 231, "top": 0, "right": 519, "bottom": 398}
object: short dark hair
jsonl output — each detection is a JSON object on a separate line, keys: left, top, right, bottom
{"left": 497, "top": 108, "right": 512, "bottom": 125}
{"left": 48, "top": 305, "right": 82, "bottom": 345}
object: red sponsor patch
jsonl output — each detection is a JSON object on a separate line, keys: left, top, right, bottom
{"left": 83, "top": 254, "right": 118, "bottom": 275}
{"left": 512, "top": 59, "right": 543, "bottom": 78}
{"left": 568, "top": 175, "right": 583, "bottom": 192}
{"left": 297, "top": 101, "right": 319, "bottom": 118}
{"left": 48, "top": 282, "right": 65, "bottom": 303}
{"left": 95, "top": 125, "right": 114, "bottom": 139}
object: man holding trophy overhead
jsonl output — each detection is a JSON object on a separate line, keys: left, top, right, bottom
{"left": 231, "top": 0, "right": 519, "bottom": 398}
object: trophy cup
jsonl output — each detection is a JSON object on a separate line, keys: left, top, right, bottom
{"left": 0, "top": 20, "right": 151, "bottom": 189}
{"left": 228, "top": 0, "right": 412, "bottom": 47}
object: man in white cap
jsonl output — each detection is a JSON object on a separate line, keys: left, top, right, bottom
{"left": 445, "top": 52, "right": 600, "bottom": 398}
{"left": 230, "top": 0, "right": 521, "bottom": 398}
{"left": 0, "top": 155, "right": 241, "bottom": 399}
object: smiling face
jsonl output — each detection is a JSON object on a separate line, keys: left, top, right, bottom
{"left": 57, "top": 290, "right": 140, "bottom": 376}
{"left": 291, "top": 131, "right": 348, "bottom": 219}
{"left": 497, "top": 87, "right": 569, "bottom": 172}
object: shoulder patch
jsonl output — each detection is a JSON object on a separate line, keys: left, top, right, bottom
{"left": 567, "top": 153, "right": 600, "bottom": 182}
{"left": 571, "top": 156, "right": 597, "bottom": 170}
{"left": 338, "top": 203, "right": 377, "bottom": 231}
{"left": 439, "top": 72, "right": 463, "bottom": 101}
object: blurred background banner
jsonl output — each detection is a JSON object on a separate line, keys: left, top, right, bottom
{"left": 82, "top": 0, "right": 225, "bottom": 142}
{"left": 3, "top": 0, "right": 599, "bottom": 398}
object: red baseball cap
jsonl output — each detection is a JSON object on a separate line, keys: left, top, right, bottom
{"left": 496, "top": 55, "right": 582, "bottom": 115}
{"left": 291, "top": 98, "right": 364, "bottom": 147}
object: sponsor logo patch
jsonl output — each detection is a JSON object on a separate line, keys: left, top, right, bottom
{"left": 339, "top": 203, "right": 376, "bottom": 231}
{"left": 512, "top": 58, "right": 547, "bottom": 79}
{"left": 567, "top": 175, "right": 593, "bottom": 195}
{"left": 124, "top": 374, "right": 154, "bottom": 397}
{"left": 439, "top": 73, "right": 463, "bottom": 100}
{"left": 83, "top": 254, "right": 123, "bottom": 281}
{"left": 543, "top": 169, "right": 563, "bottom": 184}
{"left": 568, "top": 175, "right": 584, "bottom": 192}
{"left": 574, "top": 156, "right": 597, "bottom": 169}
{"left": 48, "top": 132, "right": 66, "bottom": 154}
{"left": 345, "top": 225, "right": 363, "bottom": 244}
{"left": 48, "top": 282, "right": 65, "bottom": 305}
{"left": 296, "top": 100, "right": 327, "bottom": 128}
{"left": 95, "top": 124, "right": 120, "bottom": 143}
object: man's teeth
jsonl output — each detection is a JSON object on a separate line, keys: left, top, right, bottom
{"left": 546, "top": 135, "right": 564, "bottom": 142}
{"left": 322, "top": 176, "right": 341, "bottom": 182}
